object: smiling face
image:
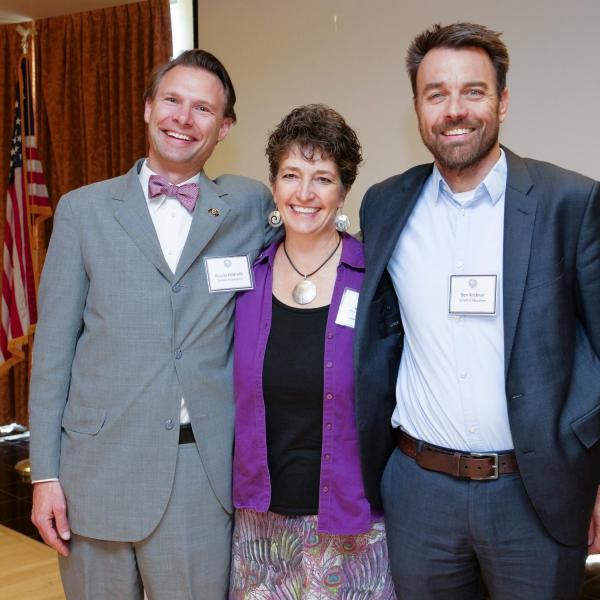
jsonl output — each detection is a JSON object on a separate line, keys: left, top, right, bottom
{"left": 272, "top": 145, "right": 346, "bottom": 240}
{"left": 144, "top": 65, "right": 232, "bottom": 183}
{"left": 414, "top": 46, "right": 508, "bottom": 187}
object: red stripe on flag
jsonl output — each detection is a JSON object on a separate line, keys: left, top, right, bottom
{"left": 8, "top": 181, "right": 28, "bottom": 294}
{"left": 29, "top": 172, "right": 46, "bottom": 184}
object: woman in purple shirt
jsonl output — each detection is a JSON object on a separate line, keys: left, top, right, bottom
{"left": 230, "top": 104, "right": 395, "bottom": 599}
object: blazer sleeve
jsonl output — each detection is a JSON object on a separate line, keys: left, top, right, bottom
{"left": 29, "top": 194, "right": 90, "bottom": 481}
{"left": 575, "top": 180, "right": 600, "bottom": 359}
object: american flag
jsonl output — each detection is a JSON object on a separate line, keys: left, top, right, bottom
{"left": 0, "top": 55, "right": 51, "bottom": 372}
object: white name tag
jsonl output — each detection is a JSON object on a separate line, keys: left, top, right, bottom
{"left": 449, "top": 275, "right": 497, "bottom": 315}
{"left": 204, "top": 255, "right": 254, "bottom": 293}
{"left": 335, "top": 288, "right": 359, "bottom": 328}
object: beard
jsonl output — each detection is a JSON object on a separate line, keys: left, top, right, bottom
{"left": 419, "top": 116, "right": 500, "bottom": 173}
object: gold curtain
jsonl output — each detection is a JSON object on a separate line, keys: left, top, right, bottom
{"left": 0, "top": 0, "right": 172, "bottom": 424}
{"left": 0, "top": 26, "right": 22, "bottom": 202}
{"left": 36, "top": 0, "right": 172, "bottom": 206}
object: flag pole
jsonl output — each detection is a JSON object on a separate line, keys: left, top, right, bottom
{"left": 17, "top": 25, "right": 50, "bottom": 293}
{"left": 15, "top": 33, "right": 37, "bottom": 404}
{"left": 17, "top": 39, "right": 33, "bottom": 297}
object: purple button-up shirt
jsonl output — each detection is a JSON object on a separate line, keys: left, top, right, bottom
{"left": 233, "top": 233, "right": 378, "bottom": 535}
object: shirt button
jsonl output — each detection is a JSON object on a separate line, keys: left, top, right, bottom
{"left": 469, "top": 426, "right": 477, "bottom": 433}
{"left": 326, "top": 423, "right": 332, "bottom": 431}
{"left": 460, "top": 371, "right": 467, "bottom": 379}
{"left": 164, "top": 419, "right": 174, "bottom": 430}
{"left": 326, "top": 361, "right": 333, "bottom": 368}
{"left": 322, "top": 485, "right": 329, "bottom": 493}
{"left": 172, "top": 283, "right": 182, "bottom": 293}
{"left": 461, "top": 209, "right": 466, "bottom": 217}
{"left": 456, "top": 261, "right": 464, "bottom": 269}
{"left": 175, "top": 349, "right": 183, "bottom": 359}
{"left": 326, "top": 393, "right": 333, "bottom": 400}
{"left": 171, "top": 212, "right": 176, "bottom": 218}
{"left": 324, "top": 454, "right": 331, "bottom": 461}
{"left": 327, "top": 332, "right": 333, "bottom": 339}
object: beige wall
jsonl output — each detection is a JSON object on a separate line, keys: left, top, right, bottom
{"left": 198, "top": 0, "right": 600, "bottom": 226}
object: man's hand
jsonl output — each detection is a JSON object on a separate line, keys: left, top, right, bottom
{"left": 588, "top": 486, "right": 600, "bottom": 555}
{"left": 31, "top": 481, "right": 71, "bottom": 556}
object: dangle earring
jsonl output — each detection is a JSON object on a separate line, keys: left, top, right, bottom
{"left": 334, "top": 209, "right": 350, "bottom": 233}
{"left": 268, "top": 209, "right": 283, "bottom": 228}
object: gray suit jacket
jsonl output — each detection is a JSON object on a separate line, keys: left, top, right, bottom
{"left": 355, "top": 148, "right": 600, "bottom": 546}
{"left": 29, "top": 160, "right": 274, "bottom": 541}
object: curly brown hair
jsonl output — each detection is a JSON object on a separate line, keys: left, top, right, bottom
{"left": 266, "top": 104, "right": 362, "bottom": 190}
{"left": 406, "top": 23, "right": 509, "bottom": 98}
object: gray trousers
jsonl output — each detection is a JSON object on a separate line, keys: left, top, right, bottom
{"left": 382, "top": 448, "right": 587, "bottom": 600}
{"left": 59, "top": 442, "right": 232, "bottom": 600}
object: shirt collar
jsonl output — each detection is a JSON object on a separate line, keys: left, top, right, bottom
{"left": 338, "top": 232, "right": 365, "bottom": 270}
{"left": 139, "top": 159, "right": 201, "bottom": 213}
{"left": 255, "top": 233, "right": 364, "bottom": 270}
{"left": 432, "top": 149, "right": 507, "bottom": 207}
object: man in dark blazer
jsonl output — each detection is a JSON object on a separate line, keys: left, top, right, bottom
{"left": 355, "top": 23, "right": 600, "bottom": 599}
{"left": 29, "top": 50, "right": 274, "bottom": 599}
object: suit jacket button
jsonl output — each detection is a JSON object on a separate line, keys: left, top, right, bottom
{"left": 175, "top": 349, "right": 182, "bottom": 359}
{"left": 164, "top": 419, "right": 174, "bottom": 430}
{"left": 172, "top": 283, "right": 182, "bottom": 293}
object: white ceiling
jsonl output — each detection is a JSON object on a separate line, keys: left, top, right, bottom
{"left": 0, "top": 0, "right": 135, "bottom": 23}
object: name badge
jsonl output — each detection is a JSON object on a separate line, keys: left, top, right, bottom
{"left": 449, "top": 275, "right": 497, "bottom": 315}
{"left": 204, "top": 255, "right": 254, "bottom": 293}
{"left": 335, "top": 288, "right": 359, "bottom": 328}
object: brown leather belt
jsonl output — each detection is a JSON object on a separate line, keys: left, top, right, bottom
{"left": 398, "top": 431, "right": 518, "bottom": 480}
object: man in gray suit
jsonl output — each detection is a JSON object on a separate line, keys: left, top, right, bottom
{"left": 29, "top": 49, "right": 274, "bottom": 599}
{"left": 355, "top": 23, "right": 600, "bottom": 599}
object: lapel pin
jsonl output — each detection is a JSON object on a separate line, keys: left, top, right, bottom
{"left": 208, "top": 208, "right": 220, "bottom": 217}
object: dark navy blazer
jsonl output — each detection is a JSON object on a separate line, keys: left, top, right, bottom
{"left": 354, "top": 147, "right": 600, "bottom": 546}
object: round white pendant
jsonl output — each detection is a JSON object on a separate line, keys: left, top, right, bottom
{"left": 292, "top": 278, "right": 317, "bottom": 305}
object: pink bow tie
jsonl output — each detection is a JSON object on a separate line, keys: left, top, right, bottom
{"left": 148, "top": 175, "right": 199, "bottom": 212}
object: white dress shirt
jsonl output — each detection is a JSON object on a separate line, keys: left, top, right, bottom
{"left": 139, "top": 160, "right": 197, "bottom": 424}
{"left": 387, "top": 150, "right": 513, "bottom": 452}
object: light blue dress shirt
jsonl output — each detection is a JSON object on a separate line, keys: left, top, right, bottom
{"left": 388, "top": 151, "right": 514, "bottom": 452}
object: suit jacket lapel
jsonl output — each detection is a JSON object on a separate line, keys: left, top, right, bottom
{"left": 112, "top": 161, "right": 174, "bottom": 282}
{"left": 174, "top": 172, "right": 231, "bottom": 282}
{"left": 502, "top": 148, "right": 537, "bottom": 375}
{"left": 364, "top": 166, "right": 431, "bottom": 300}
{"left": 356, "top": 166, "right": 430, "bottom": 356}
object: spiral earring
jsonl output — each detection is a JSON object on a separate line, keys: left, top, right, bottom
{"left": 334, "top": 209, "right": 350, "bottom": 233}
{"left": 268, "top": 210, "right": 282, "bottom": 228}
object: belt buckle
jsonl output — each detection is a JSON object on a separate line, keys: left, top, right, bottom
{"left": 470, "top": 452, "right": 499, "bottom": 480}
